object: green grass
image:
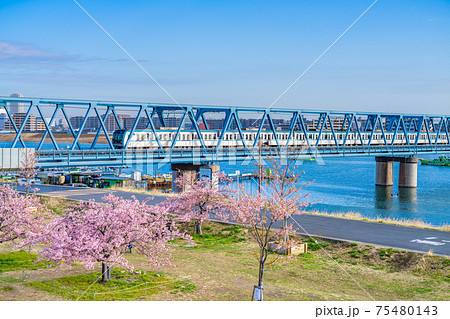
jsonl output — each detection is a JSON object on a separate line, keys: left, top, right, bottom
{"left": 0, "top": 276, "right": 22, "bottom": 284}
{"left": 38, "top": 196, "right": 75, "bottom": 216}
{"left": 347, "top": 250, "right": 360, "bottom": 259}
{"left": 306, "top": 237, "right": 330, "bottom": 251}
{"left": 26, "top": 268, "right": 196, "bottom": 301}
{"left": 185, "top": 225, "right": 247, "bottom": 251}
{"left": 0, "top": 250, "right": 49, "bottom": 273}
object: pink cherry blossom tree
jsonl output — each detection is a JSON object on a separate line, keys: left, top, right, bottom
{"left": 225, "top": 153, "right": 312, "bottom": 300}
{"left": 38, "top": 194, "right": 190, "bottom": 283}
{"left": 169, "top": 172, "right": 229, "bottom": 235}
{"left": 18, "top": 149, "right": 39, "bottom": 194}
{"left": 0, "top": 184, "right": 50, "bottom": 246}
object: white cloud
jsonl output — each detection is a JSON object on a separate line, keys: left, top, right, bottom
{"left": 0, "top": 41, "right": 74, "bottom": 61}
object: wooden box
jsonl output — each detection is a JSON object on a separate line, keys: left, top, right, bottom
{"left": 268, "top": 242, "right": 307, "bottom": 255}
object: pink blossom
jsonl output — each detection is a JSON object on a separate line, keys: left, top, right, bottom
{"left": 0, "top": 184, "right": 50, "bottom": 246}
{"left": 167, "top": 172, "right": 230, "bottom": 235}
{"left": 37, "top": 194, "right": 191, "bottom": 281}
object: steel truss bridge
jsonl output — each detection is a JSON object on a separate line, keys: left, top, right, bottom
{"left": 0, "top": 96, "right": 449, "bottom": 169}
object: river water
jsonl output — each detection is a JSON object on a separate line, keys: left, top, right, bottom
{"left": 218, "top": 156, "right": 450, "bottom": 227}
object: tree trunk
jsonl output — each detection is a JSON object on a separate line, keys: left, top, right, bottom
{"left": 101, "top": 261, "right": 111, "bottom": 283}
{"left": 282, "top": 217, "right": 289, "bottom": 243}
{"left": 254, "top": 247, "right": 266, "bottom": 301}
{"left": 258, "top": 259, "right": 265, "bottom": 288}
{"left": 194, "top": 221, "right": 202, "bottom": 236}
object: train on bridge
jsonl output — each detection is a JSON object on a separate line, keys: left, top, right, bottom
{"left": 112, "top": 128, "right": 450, "bottom": 149}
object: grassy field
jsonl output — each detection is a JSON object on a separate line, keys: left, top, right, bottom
{"left": 1, "top": 221, "right": 448, "bottom": 301}
{"left": 38, "top": 196, "right": 78, "bottom": 215}
{"left": 0, "top": 250, "right": 50, "bottom": 273}
{"left": 26, "top": 269, "right": 196, "bottom": 301}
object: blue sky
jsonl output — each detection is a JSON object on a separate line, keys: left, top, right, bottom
{"left": 0, "top": 0, "right": 449, "bottom": 114}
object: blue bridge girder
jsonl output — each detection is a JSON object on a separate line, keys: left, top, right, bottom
{"left": 0, "top": 96, "right": 449, "bottom": 169}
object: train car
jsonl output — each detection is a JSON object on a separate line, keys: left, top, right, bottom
{"left": 112, "top": 128, "right": 449, "bottom": 150}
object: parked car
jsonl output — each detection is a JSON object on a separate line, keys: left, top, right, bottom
{"left": 68, "top": 183, "right": 90, "bottom": 188}
{"left": 17, "top": 178, "right": 43, "bottom": 185}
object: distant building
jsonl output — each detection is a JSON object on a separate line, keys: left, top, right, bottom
{"left": 9, "top": 93, "right": 25, "bottom": 115}
{"left": 0, "top": 113, "right": 7, "bottom": 130}
{"left": 69, "top": 116, "right": 84, "bottom": 130}
{"left": 308, "top": 117, "right": 350, "bottom": 131}
{"left": 69, "top": 113, "right": 132, "bottom": 132}
{"left": 123, "top": 117, "right": 149, "bottom": 130}
{"left": 5, "top": 113, "right": 46, "bottom": 132}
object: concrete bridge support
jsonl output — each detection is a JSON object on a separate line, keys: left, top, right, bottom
{"left": 171, "top": 163, "right": 220, "bottom": 193}
{"left": 375, "top": 156, "right": 418, "bottom": 188}
{"left": 398, "top": 157, "right": 418, "bottom": 188}
{"left": 375, "top": 157, "right": 393, "bottom": 186}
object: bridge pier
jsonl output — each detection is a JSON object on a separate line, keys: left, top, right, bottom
{"left": 375, "top": 156, "right": 418, "bottom": 188}
{"left": 398, "top": 157, "right": 418, "bottom": 188}
{"left": 171, "top": 163, "right": 219, "bottom": 193}
{"left": 375, "top": 157, "right": 393, "bottom": 186}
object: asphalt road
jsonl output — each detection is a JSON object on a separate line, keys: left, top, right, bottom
{"left": 6, "top": 183, "right": 450, "bottom": 257}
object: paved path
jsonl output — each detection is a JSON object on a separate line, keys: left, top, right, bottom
{"left": 6, "top": 183, "right": 450, "bottom": 257}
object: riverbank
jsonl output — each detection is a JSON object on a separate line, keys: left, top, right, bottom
{"left": 1, "top": 221, "right": 448, "bottom": 301}
{"left": 304, "top": 211, "right": 450, "bottom": 232}
{"left": 0, "top": 132, "right": 110, "bottom": 144}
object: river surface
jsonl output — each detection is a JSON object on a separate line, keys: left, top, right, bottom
{"left": 223, "top": 156, "right": 450, "bottom": 227}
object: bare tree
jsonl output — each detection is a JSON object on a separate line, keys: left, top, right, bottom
{"left": 18, "top": 149, "right": 39, "bottom": 194}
